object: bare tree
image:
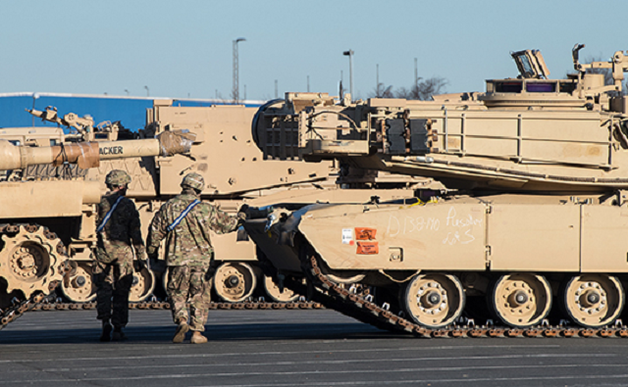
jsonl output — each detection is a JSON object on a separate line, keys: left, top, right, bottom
{"left": 372, "top": 82, "right": 394, "bottom": 98}
{"left": 369, "top": 76, "right": 448, "bottom": 100}
{"left": 409, "top": 77, "right": 448, "bottom": 100}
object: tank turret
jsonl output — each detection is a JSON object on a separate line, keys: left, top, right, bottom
{"left": 253, "top": 46, "right": 628, "bottom": 193}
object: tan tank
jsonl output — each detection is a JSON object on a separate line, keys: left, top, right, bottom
{"left": 1, "top": 103, "right": 422, "bottom": 310}
{"left": 0, "top": 123, "right": 194, "bottom": 327}
{"left": 244, "top": 45, "right": 628, "bottom": 333}
{"left": 115, "top": 101, "right": 422, "bottom": 303}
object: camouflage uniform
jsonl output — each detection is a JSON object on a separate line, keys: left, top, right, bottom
{"left": 147, "top": 178, "right": 241, "bottom": 333}
{"left": 94, "top": 190, "right": 146, "bottom": 330}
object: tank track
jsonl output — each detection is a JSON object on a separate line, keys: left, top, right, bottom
{"left": 7, "top": 253, "right": 628, "bottom": 338}
{"left": 9, "top": 289, "right": 628, "bottom": 338}
{"left": 26, "top": 298, "right": 323, "bottom": 312}
{"left": 0, "top": 291, "right": 46, "bottom": 331}
{"left": 283, "top": 253, "right": 628, "bottom": 339}
{"left": 1, "top": 294, "right": 323, "bottom": 330}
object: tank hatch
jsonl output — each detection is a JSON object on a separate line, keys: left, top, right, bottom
{"left": 511, "top": 49, "right": 550, "bottom": 79}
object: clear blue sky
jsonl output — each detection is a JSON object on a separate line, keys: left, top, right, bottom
{"left": 1, "top": 0, "right": 626, "bottom": 101}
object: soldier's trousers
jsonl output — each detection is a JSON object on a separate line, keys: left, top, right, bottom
{"left": 167, "top": 265, "right": 212, "bottom": 332}
{"left": 93, "top": 261, "right": 133, "bottom": 328}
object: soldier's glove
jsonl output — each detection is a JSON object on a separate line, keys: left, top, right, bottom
{"left": 237, "top": 204, "right": 249, "bottom": 222}
{"left": 133, "top": 260, "right": 147, "bottom": 272}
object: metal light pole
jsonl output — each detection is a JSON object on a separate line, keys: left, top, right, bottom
{"left": 376, "top": 64, "right": 379, "bottom": 96}
{"left": 31, "top": 93, "right": 39, "bottom": 127}
{"left": 414, "top": 57, "right": 419, "bottom": 97}
{"left": 232, "top": 37, "right": 246, "bottom": 103}
{"left": 343, "top": 50, "right": 354, "bottom": 99}
{"left": 339, "top": 70, "right": 344, "bottom": 97}
{"left": 144, "top": 86, "right": 149, "bottom": 97}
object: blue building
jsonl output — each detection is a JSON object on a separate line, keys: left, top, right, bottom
{"left": 0, "top": 92, "right": 264, "bottom": 132}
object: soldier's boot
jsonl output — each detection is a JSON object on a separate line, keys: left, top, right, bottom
{"left": 191, "top": 331, "right": 208, "bottom": 344}
{"left": 112, "top": 327, "right": 127, "bottom": 341}
{"left": 173, "top": 320, "right": 189, "bottom": 343}
{"left": 100, "top": 321, "right": 112, "bottom": 342}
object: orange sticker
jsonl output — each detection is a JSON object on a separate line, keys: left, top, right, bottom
{"left": 355, "top": 227, "right": 377, "bottom": 240}
{"left": 356, "top": 241, "right": 379, "bottom": 255}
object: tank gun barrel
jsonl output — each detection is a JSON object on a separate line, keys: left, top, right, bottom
{"left": 0, "top": 130, "right": 195, "bottom": 170}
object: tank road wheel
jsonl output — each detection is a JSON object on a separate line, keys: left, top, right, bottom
{"left": 490, "top": 273, "right": 552, "bottom": 328}
{"left": 0, "top": 225, "right": 66, "bottom": 299}
{"left": 263, "top": 275, "right": 299, "bottom": 303}
{"left": 129, "top": 267, "right": 155, "bottom": 303}
{"left": 213, "top": 262, "right": 257, "bottom": 303}
{"left": 62, "top": 261, "right": 96, "bottom": 303}
{"left": 563, "top": 274, "right": 624, "bottom": 328}
{"left": 402, "top": 273, "right": 465, "bottom": 329}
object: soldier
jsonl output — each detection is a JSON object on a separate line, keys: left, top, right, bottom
{"left": 93, "top": 169, "right": 147, "bottom": 342}
{"left": 147, "top": 173, "right": 246, "bottom": 344}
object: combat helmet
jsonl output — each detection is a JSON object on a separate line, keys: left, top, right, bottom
{"left": 181, "top": 172, "right": 204, "bottom": 191}
{"left": 105, "top": 170, "right": 131, "bottom": 188}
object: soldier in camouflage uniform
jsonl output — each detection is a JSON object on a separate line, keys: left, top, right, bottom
{"left": 147, "top": 172, "right": 245, "bottom": 344}
{"left": 94, "top": 170, "right": 147, "bottom": 342}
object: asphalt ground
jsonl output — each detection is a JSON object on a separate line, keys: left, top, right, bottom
{"left": 1, "top": 308, "right": 628, "bottom": 387}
